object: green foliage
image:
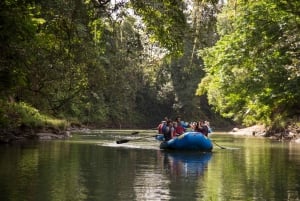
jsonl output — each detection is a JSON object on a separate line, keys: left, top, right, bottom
{"left": 0, "top": 0, "right": 40, "bottom": 97}
{"left": 130, "top": 0, "right": 187, "bottom": 56}
{"left": 0, "top": 0, "right": 234, "bottom": 129}
{"left": 0, "top": 101, "right": 68, "bottom": 129}
{"left": 197, "top": 0, "right": 300, "bottom": 126}
{"left": 165, "top": 0, "right": 220, "bottom": 121}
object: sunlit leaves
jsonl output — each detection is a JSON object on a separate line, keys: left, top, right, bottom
{"left": 197, "top": 0, "right": 300, "bottom": 126}
{"left": 130, "top": 0, "right": 187, "bottom": 56}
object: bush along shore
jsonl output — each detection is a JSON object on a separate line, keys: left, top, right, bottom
{"left": 0, "top": 101, "right": 72, "bottom": 143}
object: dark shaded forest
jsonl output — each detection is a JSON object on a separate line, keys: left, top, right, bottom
{"left": 0, "top": 0, "right": 299, "bottom": 133}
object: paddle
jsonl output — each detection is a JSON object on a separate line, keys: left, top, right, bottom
{"left": 116, "top": 134, "right": 159, "bottom": 144}
{"left": 115, "top": 131, "right": 140, "bottom": 144}
{"left": 212, "top": 140, "right": 226, "bottom": 149}
{"left": 131, "top": 131, "right": 139, "bottom": 135}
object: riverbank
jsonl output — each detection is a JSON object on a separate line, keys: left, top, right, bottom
{"left": 229, "top": 124, "right": 300, "bottom": 142}
{"left": 229, "top": 125, "right": 266, "bottom": 136}
{"left": 0, "top": 101, "right": 72, "bottom": 143}
{"left": 0, "top": 126, "right": 72, "bottom": 143}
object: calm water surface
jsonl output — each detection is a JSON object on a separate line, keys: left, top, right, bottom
{"left": 0, "top": 130, "right": 300, "bottom": 201}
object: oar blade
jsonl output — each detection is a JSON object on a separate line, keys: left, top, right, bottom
{"left": 212, "top": 141, "right": 226, "bottom": 149}
{"left": 116, "top": 139, "right": 130, "bottom": 144}
{"left": 116, "top": 134, "right": 159, "bottom": 144}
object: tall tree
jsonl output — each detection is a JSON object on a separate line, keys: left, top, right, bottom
{"left": 197, "top": 0, "right": 300, "bottom": 126}
{"left": 169, "top": 0, "right": 220, "bottom": 121}
{"left": 20, "top": 0, "right": 91, "bottom": 115}
{"left": 0, "top": 0, "right": 39, "bottom": 99}
{"left": 130, "top": 0, "right": 224, "bottom": 123}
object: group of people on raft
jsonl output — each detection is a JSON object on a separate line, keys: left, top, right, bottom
{"left": 157, "top": 116, "right": 212, "bottom": 141}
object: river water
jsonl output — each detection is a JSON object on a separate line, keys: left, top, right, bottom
{"left": 0, "top": 130, "right": 300, "bottom": 201}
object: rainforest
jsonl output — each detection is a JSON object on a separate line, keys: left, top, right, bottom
{"left": 0, "top": 0, "right": 299, "bottom": 139}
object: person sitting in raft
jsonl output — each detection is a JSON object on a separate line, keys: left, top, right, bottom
{"left": 173, "top": 121, "right": 184, "bottom": 136}
{"left": 176, "top": 116, "right": 190, "bottom": 132}
{"left": 205, "top": 121, "right": 213, "bottom": 133}
{"left": 193, "top": 121, "right": 199, "bottom": 130}
{"left": 190, "top": 122, "right": 197, "bottom": 131}
{"left": 157, "top": 120, "right": 167, "bottom": 134}
{"left": 163, "top": 120, "right": 174, "bottom": 141}
{"left": 182, "top": 121, "right": 190, "bottom": 131}
{"left": 175, "top": 116, "right": 186, "bottom": 133}
{"left": 157, "top": 117, "right": 169, "bottom": 134}
{"left": 194, "top": 120, "right": 209, "bottom": 136}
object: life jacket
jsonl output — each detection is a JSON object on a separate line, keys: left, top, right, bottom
{"left": 158, "top": 123, "right": 167, "bottom": 134}
{"left": 199, "top": 125, "right": 209, "bottom": 136}
{"left": 175, "top": 125, "right": 184, "bottom": 135}
{"left": 171, "top": 127, "right": 178, "bottom": 138}
{"left": 163, "top": 126, "right": 172, "bottom": 141}
{"left": 158, "top": 124, "right": 163, "bottom": 134}
{"left": 162, "top": 124, "right": 167, "bottom": 134}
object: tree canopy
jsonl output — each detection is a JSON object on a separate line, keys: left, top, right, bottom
{"left": 197, "top": 0, "right": 300, "bottom": 127}
{"left": 0, "top": 0, "right": 299, "bottom": 130}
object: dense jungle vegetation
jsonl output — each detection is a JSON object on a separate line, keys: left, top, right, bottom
{"left": 0, "top": 0, "right": 299, "bottom": 133}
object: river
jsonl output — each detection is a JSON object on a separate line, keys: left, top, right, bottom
{"left": 0, "top": 130, "right": 300, "bottom": 201}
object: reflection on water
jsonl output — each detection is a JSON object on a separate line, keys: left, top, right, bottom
{"left": 160, "top": 151, "right": 213, "bottom": 200}
{"left": 133, "top": 151, "right": 212, "bottom": 201}
{"left": 161, "top": 151, "right": 212, "bottom": 178}
{"left": 134, "top": 164, "right": 170, "bottom": 201}
{"left": 0, "top": 132, "right": 300, "bottom": 201}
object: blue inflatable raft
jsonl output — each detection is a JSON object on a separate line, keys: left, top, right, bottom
{"left": 158, "top": 132, "right": 213, "bottom": 151}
